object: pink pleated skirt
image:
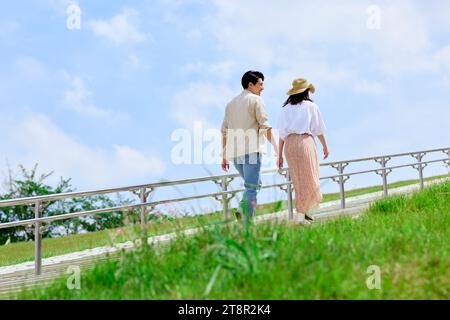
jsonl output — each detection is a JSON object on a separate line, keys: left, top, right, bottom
{"left": 284, "top": 134, "right": 322, "bottom": 213}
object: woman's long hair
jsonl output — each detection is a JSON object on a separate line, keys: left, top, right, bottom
{"left": 282, "top": 89, "right": 313, "bottom": 107}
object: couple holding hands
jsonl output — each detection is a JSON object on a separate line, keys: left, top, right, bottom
{"left": 221, "top": 71, "right": 329, "bottom": 225}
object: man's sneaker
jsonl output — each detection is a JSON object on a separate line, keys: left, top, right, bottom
{"left": 305, "top": 212, "right": 314, "bottom": 222}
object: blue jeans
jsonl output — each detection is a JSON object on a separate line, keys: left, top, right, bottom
{"left": 233, "top": 152, "right": 262, "bottom": 220}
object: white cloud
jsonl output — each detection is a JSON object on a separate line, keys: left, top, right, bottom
{"left": 14, "top": 56, "right": 47, "bottom": 80}
{"left": 267, "top": 62, "right": 386, "bottom": 99}
{"left": 212, "top": 0, "right": 426, "bottom": 51}
{"left": 185, "top": 28, "right": 202, "bottom": 41}
{"left": 353, "top": 80, "right": 386, "bottom": 95}
{"left": 0, "top": 20, "right": 20, "bottom": 38}
{"left": 63, "top": 74, "right": 129, "bottom": 120}
{"left": 330, "top": 101, "right": 450, "bottom": 159}
{"left": 186, "top": 0, "right": 448, "bottom": 168}
{"left": 88, "top": 8, "right": 149, "bottom": 45}
{"left": 206, "top": 0, "right": 437, "bottom": 80}
{"left": 434, "top": 45, "right": 450, "bottom": 70}
{"left": 208, "top": 0, "right": 366, "bottom": 66}
{"left": 181, "top": 60, "right": 235, "bottom": 79}
{"left": 124, "top": 53, "right": 150, "bottom": 70}
{"left": 160, "top": 0, "right": 205, "bottom": 5}
{"left": 171, "top": 82, "right": 234, "bottom": 130}
{"left": 46, "top": 0, "right": 77, "bottom": 13}
{"left": 0, "top": 112, "right": 166, "bottom": 189}
{"left": 113, "top": 145, "right": 164, "bottom": 177}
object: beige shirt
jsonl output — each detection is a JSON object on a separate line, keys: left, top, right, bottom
{"left": 221, "top": 90, "right": 272, "bottom": 160}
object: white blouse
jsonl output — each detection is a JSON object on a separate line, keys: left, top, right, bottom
{"left": 277, "top": 100, "right": 327, "bottom": 141}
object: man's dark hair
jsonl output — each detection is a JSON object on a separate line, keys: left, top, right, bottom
{"left": 241, "top": 70, "right": 264, "bottom": 89}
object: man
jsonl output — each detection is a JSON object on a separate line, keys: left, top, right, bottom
{"left": 221, "top": 70, "right": 278, "bottom": 223}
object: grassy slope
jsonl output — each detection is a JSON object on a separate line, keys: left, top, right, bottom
{"left": 14, "top": 180, "right": 450, "bottom": 299}
{"left": 0, "top": 174, "right": 448, "bottom": 267}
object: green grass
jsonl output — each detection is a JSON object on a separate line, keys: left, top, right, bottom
{"left": 0, "top": 174, "right": 448, "bottom": 267}
{"left": 13, "top": 180, "right": 450, "bottom": 300}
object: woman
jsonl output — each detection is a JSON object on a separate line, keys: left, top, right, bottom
{"left": 277, "top": 78, "right": 329, "bottom": 225}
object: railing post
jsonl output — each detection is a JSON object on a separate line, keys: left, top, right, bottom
{"left": 279, "top": 169, "right": 294, "bottom": 220}
{"left": 375, "top": 157, "right": 391, "bottom": 197}
{"left": 411, "top": 152, "right": 427, "bottom": 190}
{"left": 213, "top": 177, "right": 234, "bottom": 220}
{"left": 381, "top": 158, "right": 388, "bottom": 196}
{"left": 338, "top": 163, "right": 345, "bottom": 209}
{"left": 331, "top": 162, "right": 349, "bottom": 209}
{"left": 443, "top": 148, "right": 450, "bottom": 174}
{"left": 138, "top": 187, "right": 153, "bottom": 237}
{"left": 34, "top": 201, "right": 42, "bottom": 275}
{"left": 139, "top": 188, "right": 146, "bottom": 235}
{"left": 418, "top": 155, "right": 424, "bottom": 190}
{"left": 221, "top": 177, "right": 230, "bottom": 220}
{"left": 286, "top": 171, "right": 294, "bottom": 220}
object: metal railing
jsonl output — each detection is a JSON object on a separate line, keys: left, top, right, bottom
{"left": 0, "top": 147, "right": 449, "bottom": 275}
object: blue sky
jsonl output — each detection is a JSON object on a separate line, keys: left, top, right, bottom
{"left": 1, "top": 0, "right": 449, "bottom": 212}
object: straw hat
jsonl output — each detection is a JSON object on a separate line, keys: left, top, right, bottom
{"left": 286, "top": 78, "right": 315, "bottom": 96}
